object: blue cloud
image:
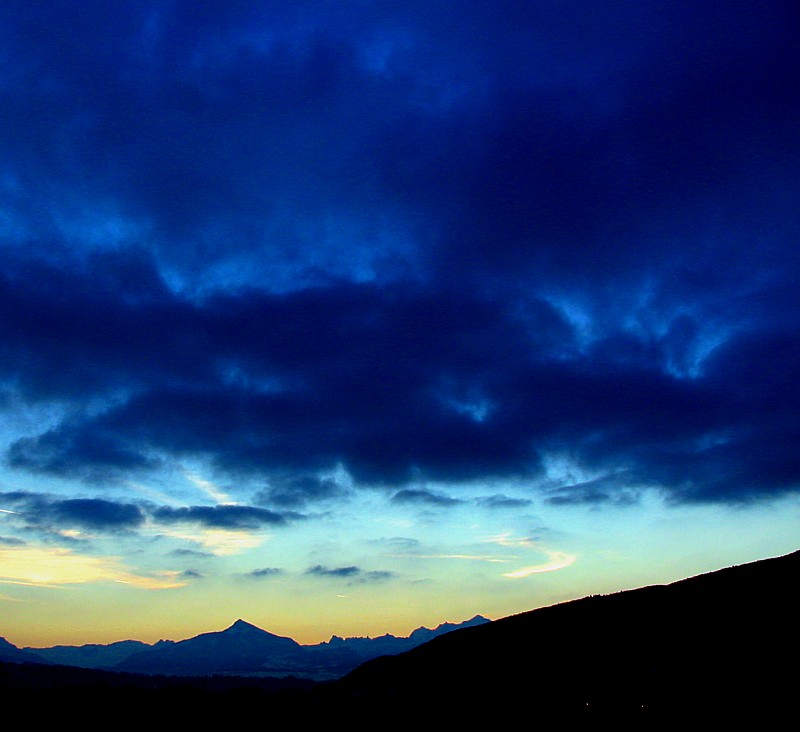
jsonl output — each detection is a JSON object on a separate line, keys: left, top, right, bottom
{"left": 307, "top": 565, "right": 362, "bottom": 578}
{"left": 391, "top": 489, "right": 464, "bottom": 507}
{"left": 477, "top": 495, "right": 533, "bottom": 510}
{"left": 152, "top": 505, "right": 295, "bottom": 530}
{"left": 306, "top": 565, "right": 395, "bottom": 583}
{"left": 0, "top": 1, "right": 798, "bottom": 506}
{"left": 0, "top": 535, "right": 26, "bottom": 546}
{"left": 0, "top": 492, "right": 145, "bottom": 531}
{"left": 246, "top": 567, "right": 283, "bottom": 579}
{"left": 0, "top": 491, "right": 295, "bottom": 534}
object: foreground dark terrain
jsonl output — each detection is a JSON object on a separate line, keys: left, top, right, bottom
{"left": 2, "top": 550, "right": 797, "bottom": 725}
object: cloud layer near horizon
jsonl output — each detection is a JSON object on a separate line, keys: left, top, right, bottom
{"left": 1, "top": 1, "right": 799, "bottom": 509}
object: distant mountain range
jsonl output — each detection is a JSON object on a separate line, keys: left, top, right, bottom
{"left": 6, "top": 615, "right": 489, "bottom": 679}
{"left": 2, "top": 550, "right": 797, "bottom": 724}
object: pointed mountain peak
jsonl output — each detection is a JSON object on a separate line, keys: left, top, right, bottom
{"left": 224, "top": 619, "right": 263, "bottom": 634}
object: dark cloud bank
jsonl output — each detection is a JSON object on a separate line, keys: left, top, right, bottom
{"left": 1, "top": 1, "right": 798, "bottom": 506}
{"left": 0, "top": 492, "right": 297, "bottom": 532}
{"left": 307, "top": 565, "right": 395, "bottom": 583}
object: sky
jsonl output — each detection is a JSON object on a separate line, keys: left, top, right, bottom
{"left": 1, "top": 1, "right": 799, "bottom": 648}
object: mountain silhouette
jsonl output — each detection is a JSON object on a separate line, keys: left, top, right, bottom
{"left": 223, "top": 619, "right": 263, "bottom": 634}
{"left": 116, "top": 619, "right": 305, "bottom": 676}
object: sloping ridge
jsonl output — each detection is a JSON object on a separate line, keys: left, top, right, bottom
{"left": 333, "top": 550, "right": 799, "bottom": 721}
{"left": 0, "top": 637, "right": 49, "bottom": 666}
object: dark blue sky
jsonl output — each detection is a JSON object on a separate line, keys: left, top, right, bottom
{"left": 1, "top": 1, "right": 798, "bottom": 645}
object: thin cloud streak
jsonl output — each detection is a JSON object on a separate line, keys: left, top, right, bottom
{"left": 0, "top": 592, "right": 24, "bottom": 601}
{"left": 183, "top": 470, "right": 234, "bottom": 505}
{"left": 502, "top": 550, "right": 577, "bottom": 578}
{"left": 403, "top": 554, "right": 516, "bottom": 563}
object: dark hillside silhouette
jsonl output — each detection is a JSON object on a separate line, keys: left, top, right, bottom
{"left": 328, "top": 550, "right": 799, "bottom": 724}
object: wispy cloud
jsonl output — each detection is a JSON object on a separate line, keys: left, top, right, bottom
{"left": 502, "top": 549, "right": 577, "bottom": 578}
{"left": 183, "top": 470, "right": 233, "bottom": 505}
{"left": 484, "top": 532, "right": 536, "bottom": 548}
{"left": 480, "top": 534, "right": 576, "bottom": 577}
{"left": 0, "top": 535, "right": 26, "bottom": 546}
{"left": 409, "top": 554, "right": 514, "bottom": 563}
{"left": 154, "top": 526, "right": 266, "bottom": 556}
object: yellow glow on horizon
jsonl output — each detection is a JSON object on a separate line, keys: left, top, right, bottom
{"left": 0, "top": 546, "right": 187, "bottom": 589}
